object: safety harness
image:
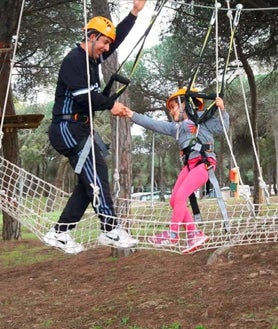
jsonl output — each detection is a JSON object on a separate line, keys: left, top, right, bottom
{"left": 179, "top": 3, "right": 243, "bottom": 232}
{"left": 52, "top": 114, "right": 109, "bottom": 173}
{"left": 62, "top": 1, "right": 168, "bottom": 177}
{"left": 102, "top": 0, "right": 168, "bottom": 100}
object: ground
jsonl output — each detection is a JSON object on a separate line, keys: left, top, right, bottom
{"left": 0, "top": 240, "right": 277, "bottom": 329}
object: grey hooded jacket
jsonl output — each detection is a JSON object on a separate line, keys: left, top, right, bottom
{"left": 131, "top": 110, "right": 229, "bottom": 161}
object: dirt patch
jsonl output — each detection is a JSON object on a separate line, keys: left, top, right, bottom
{"left": 0, "top": 240, "right": 277, "bottom": 329}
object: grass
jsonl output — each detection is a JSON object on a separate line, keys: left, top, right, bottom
{"left": 0, "top": 240, "right": 66, "bottom": 268}
{"left": 0, "top": 218, "right": 67, "bottom": 268}
{"left": 0, "top": 213, "right": 276, "bottom": 329}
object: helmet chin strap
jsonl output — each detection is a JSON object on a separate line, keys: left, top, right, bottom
{"left": 87, "top": 32, "right": 102, "bottom": 60}
{"left": 177, "top": 96, "right": 185, "bottom": 122}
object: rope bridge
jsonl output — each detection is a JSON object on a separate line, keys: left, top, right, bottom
{"left": 0, "top": 156, "right": 277, "bottom": 255}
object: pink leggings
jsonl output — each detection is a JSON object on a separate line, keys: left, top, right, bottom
{"left": 169, "top": 157, "right": 216, "bottom": 234}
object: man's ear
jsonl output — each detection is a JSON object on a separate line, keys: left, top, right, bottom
{"left": 88, "top": 33, "right": 97, "bottom": 41}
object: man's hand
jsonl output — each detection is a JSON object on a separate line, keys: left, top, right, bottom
{"left": 110, "top": 102, "right": 126, "bottom": 116}
{"left": 110, "top": 103, "right": 133, "bottom": 117}
{"left": 131, "top": 0, "right": 147, "bottom": 16}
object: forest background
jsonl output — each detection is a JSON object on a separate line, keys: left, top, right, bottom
{"left": 0, "top": 0, "right": 277, "bottom": 239}
{"left": 0, "top": 3, "right": 277, "bottom": 329}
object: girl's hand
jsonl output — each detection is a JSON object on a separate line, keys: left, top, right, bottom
{"left": 216, "top": 97, "right": 225, "bottom": 110}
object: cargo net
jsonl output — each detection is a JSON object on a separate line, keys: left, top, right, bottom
{"left": 0, "top": 156, "right": 277, "bottom": 255}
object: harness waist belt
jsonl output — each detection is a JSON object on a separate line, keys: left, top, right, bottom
{"left": 52, "top": 114, "right": 89, "bottom": 124}
{"left": 181, "top": 143, "right": 214, "bottom": 156}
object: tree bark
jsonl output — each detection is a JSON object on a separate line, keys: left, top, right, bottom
{"left": 0, "top": 0, "right": 34, "bottom": 239}
{"left": 273, "top": 116, "right": 278, "bottom": 195}
{"left": 236, "top": 41, "right": 261, "bottom": 207}
{"left": 91, "top": 0, "right": 133, "bottom": 257}
{"left": 0, "top": 44, "right": 20, "bottom": 239}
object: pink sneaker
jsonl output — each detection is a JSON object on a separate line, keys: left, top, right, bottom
{"left": 182, "top": 231, "right": 209, "bottom": 254}
{"left": 148, "top": 230, "right": 179, "bottom": 247}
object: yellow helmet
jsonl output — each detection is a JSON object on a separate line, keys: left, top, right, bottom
{"left": 84, "top": 16, "right": 116, "bottom": 42}
{"left": 166, "top": 87, "right": 204, "bottom": 111}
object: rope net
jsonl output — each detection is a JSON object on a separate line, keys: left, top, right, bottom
{"left": 0, "top": 155, "right": 277, "bottom": 255}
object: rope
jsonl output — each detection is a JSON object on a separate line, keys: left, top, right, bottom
{"left": 214, "top": 1, "right": 220, "bottom": 97}
{"left": 218, "top": 2, "right": 255, "bottom": 208}
{"left": 187, "top": 6, "right": 217, "bottom": 90}
{"left": 83, "top": 0, "right": 100, "bottom": 210}
{"left": 0, "top": 152, "right": 277, "bottom": 254}
{"left": 0, "top": 0, "right": 26, "bottom": 149}
{"left": 185, "top": 3, "right": 241, "bottom": 124}
{"left": 110, "top": 0, "right": 168, "bottom": 199}
{"left": 113, "top": 116, "right": 120, "bottom": 198}
{"left": 164, "top": 0, "right": 278, "bottom": 11}
{"left": 0, "top": 0, "right": 276, "bottom": 256}
{"left": 225, "top": 1, "right": 270, "bottom": 204}
{"left": 103, "top": 0, "right": 168, "bottom": 100}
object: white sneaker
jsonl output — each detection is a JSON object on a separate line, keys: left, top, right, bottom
{"left": 182, "top": 231, "right": 209, "bottom": 255}
{"left": 43, "top": 228, "right": 84, "bottom": 254}
{"left": 98, "top": 227, "right": 138, "bottom": 249}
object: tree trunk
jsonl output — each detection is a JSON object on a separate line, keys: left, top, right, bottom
{"left": 0, "top": 43, "right": 21, "bottom": 239}
{"left": 0, "top": 0, "right": 24, "bottom": 239}
{"left": 273, "top": 116, "right": 278, "bottom": 195}
{"left": 236, "top": 41, "right": 261, "bottom": 207}
{"left": 91, "top": 0, "right": 133, "bottom": 257}
{"left": 54, "top": 156, "right": 69, "bottom": 190}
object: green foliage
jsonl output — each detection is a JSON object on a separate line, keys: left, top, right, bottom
{"left": 0, "top": 242, "right": 59, "bottom": 268}
{"left": 3, "top": 0, "right": 276, "bottom": 193}
{"left": 161, "top": 323, "right": 182, "bottom": 329}
{"left": 225, "top": 72, "right": 277, "bottom": 185}
{"left": 15, "top": 101, "right": 56, "bottom": 180}
{"left": 39, "top": 319, "right": 54, "bottom": 328}
{"left": 12, "top": 1, "right": 88, "bottom": 101}
{"left": 131, "top": 118, "right": 180, "bottom": 192}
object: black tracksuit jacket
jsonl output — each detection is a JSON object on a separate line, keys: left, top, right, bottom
{"left": 48, "top": 12, "right": 137, "bottom": 231}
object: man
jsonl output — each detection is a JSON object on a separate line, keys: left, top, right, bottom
{"left": 44, "top": 0, "right": 146, "bottom": 254}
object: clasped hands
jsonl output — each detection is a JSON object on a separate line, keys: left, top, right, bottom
{"left": 111, "top": 102, "right": 133, "bottom": 118}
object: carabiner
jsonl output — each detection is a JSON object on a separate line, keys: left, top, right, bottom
{"left": 233, "top": 3, "right": 243, "bottom": 27}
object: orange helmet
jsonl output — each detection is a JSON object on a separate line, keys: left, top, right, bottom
{"left": 84, "top": 16, "right": 116, "bottom": 42}
{"left": 166, "top": 87, "right": 204, "bottom": 111}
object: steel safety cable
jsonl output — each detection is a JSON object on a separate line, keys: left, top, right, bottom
{"left": 165, "top": 0, "right": 278, "bottom": 12}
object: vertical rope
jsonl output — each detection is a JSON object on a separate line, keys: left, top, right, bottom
{"left": 214, "top": 1, "right": 220, "bottom": 97}
{"left": 83, "top": 0, "right": 100, "bottom": 208}
{"left": 226, "top": 2, "right": 270, "bottom": 203}
{"left": 217, "top": 1, "right": 257, "bottom": 214}
{"left": 113, "top": 116, "right": 120, "bottom": 198}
